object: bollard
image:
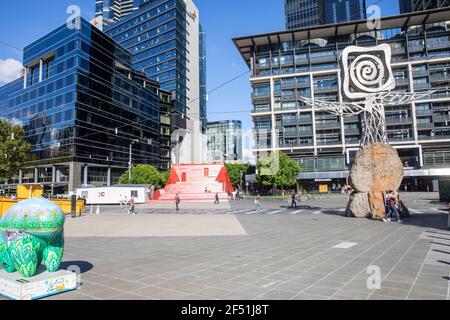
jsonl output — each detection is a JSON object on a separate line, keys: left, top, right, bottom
{"left": 96, "top": 205, "right": 101, "bottom": 215}
{"left": 89, "top": 205, "right": 93, "bottom": 215}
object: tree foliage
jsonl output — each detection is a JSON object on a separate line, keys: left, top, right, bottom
{"left": 0, "top": 119, "right": 31, "bottom": 182}
{"left": 224, "top": 163, "right": 253, "bottom": 189}
{"left": 119, "top": 164, "right": 168, "bottom": 188}
{"left": 256, "top": 151, "right": 301, "bottom": 190}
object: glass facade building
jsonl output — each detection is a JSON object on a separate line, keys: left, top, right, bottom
{"left": 95, "top": 0, "right": 138, "bottom": 26}
{"left": 234, "top": 9, "right": 450, "bottom": 191}
{"left": 104, "top": 0, "right": 207, "bottom": 164}
{"left": 104, "top": 0, "right": 190, "bottom": 115}
{"left": 323, "top": 0, "right": 366, "bottom": 24}
{"left": 0, "top": 18, "right": 162, "bottom": 192}
{"left": 285, "top": 0, "right": 366, "bottom": 30}
{"left": 400, "top": 0, "right": 450, "bottom": 13}
{"left": 285, "top": 0, "right": 324, "bottom": 29}
{"left": 207, "top": 121, "right": 243, "bottom": 162}
{"left": 200, "top": 24, "right": 208, "bottom": 134}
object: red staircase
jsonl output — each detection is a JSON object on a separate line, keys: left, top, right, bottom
{"left": 150, "top": 163, "right": 234, "bottom": 203}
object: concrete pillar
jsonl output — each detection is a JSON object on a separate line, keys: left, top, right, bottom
{"left": 18, "top": 169, "right": 23, "bottom": 185}
{"left": 52, "top": 166, "right": 56, "bottom": 183}
{"left": 34, "top": 168, "right": 38, "bottom": 184}
{"left": 107, "top": 167, "right": 111, "bottom": 187}
{"left": 69, "top": 162, "right": 82, "bottom": 193}
{"left": 56, "top": 169, "right": 62, "bottom": 183}
{"left": 83, "top": 165, "right": 88, "bottom": 186}
{"left": 51, "top": 166, "right": 56, "bottom": 196}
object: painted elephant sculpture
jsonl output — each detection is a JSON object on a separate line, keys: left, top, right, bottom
{"left": 0, "top": 198, "right": 65, "bottom": 278}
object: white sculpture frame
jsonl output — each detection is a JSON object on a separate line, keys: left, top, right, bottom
{"left": 299, "top": 44, "right": 434, "bottom": 146}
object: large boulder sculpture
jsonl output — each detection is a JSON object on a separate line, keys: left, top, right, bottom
{"left": 0, "top": 198, "right": 65, "bottom": 278}
{"left": 346, "top": 144, "right": 404, "bottom": 220}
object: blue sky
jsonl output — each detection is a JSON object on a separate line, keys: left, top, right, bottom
{"left": 0, "top": 0, "right": 400, "bottom": 134}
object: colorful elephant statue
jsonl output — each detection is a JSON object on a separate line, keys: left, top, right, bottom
{"left": 0, "top": 198, "right": 65, "bottom": 278}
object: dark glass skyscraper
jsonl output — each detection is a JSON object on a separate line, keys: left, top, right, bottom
{"left": 285, "top": 0, "right": 324, "bottom": 29}
{"left": 0, "top": 18, "right": 162, "bottom": 191}
{"left": 199, "top": 24, "right": 207, "bottom": 134}
{"left": 323, "top": 0, "right": 367, "bottom": 24}
{"left": 399, "top": 0, "right": 449, "bottom": 13}
{"left": 104, "top": 0, "right": 207, "bottom": 164}
{"left": 285, "top": 0, "right": 367, "bottom": 29}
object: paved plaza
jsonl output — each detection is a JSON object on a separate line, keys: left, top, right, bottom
{"left": 2, "top": 193, "right": 449, "bottom": 300}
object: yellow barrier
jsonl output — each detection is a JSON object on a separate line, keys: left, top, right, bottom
{"left": 0, "top": 198, "right": 85, "bottom": 217}
{"left": 17, "top": 184, "right": 44, "bottom": 199}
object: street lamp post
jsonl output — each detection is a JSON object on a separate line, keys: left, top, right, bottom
{"left": 128, "top": 139, "right": 140, "bottom": 182}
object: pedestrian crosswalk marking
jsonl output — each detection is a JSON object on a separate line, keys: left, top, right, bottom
{"left": 267, "top": 209, "right": 284, "bottom": 215}
{"left": 290, "top": 209, "right": 304, "bottom": 215}
{"left": 312, "top": 211, "right": 322, "bottom": 215}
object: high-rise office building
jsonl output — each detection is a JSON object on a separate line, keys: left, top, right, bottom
{"left": 323, "top": 0, "right": 366, "bottom": 24}
{"left": 234, "top": 8, "right": 450, "bottom": 192}
{"left": 207, "top": 121, "right": 243, "bottom": 162}
{"left": 285, "top": 0, "right": 324, "bottom": 29}
{"left": 95, "top": 0, "right": 138, "bottom": 27}
{"left": 200, "top": 24, "right": 208, "bottom": 134}
{"left": 399, "top": 0, "right": 449, "bottom": 13}
{"left": 0, "top": 18, "right": 162, "bottom": 192}
{"left": 285, "top": 0, "right": 367, "bottom": 29}
{"left": 104, "top": 0, "right": 207, "bottom": 164}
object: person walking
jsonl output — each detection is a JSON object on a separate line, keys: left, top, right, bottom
{"left": 214, "top": 192, "right": 220, "bottom": 205}
{"left": 123, "top": 196, "right": 129, "bottom": 213}
{"left": 175, "top": 193, "right": 181, "bottom": 211}
{"left": 119, "top": 194, "right": 124, "bottom": 208}
{"left": 383, "top": 191, "right": 402, "bottom": 223}
{"left": 291, "top": 191, "right": 298, "bottom": 209}
{"left": 129, "top": 196, "right": 136, "bottom": 215}
{"left": 255, "top": 194, "right": 262, "bottom": 211}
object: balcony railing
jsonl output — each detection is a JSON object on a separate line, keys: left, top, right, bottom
{"left": 427, "top": 41, "right": 450, "bottom": 50}
{"left": 416, "top": 122, "right": 434, "bottom": 129}
{"left": 408, "top": 44, "right": 425, "bottom": 52}
{"left": 430, "top": 74, "right": 450, "bottom": 82}
{"left": 386, "top": 117, "right": 413, "bottom": 125}
{"left": 316, "top": 121, "right": 341, "bottom": 129}
{"left": 415, "top": 109, "right": 433, "bottom": 116}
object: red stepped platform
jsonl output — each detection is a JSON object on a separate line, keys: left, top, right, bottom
{"left": 150, "top": 163, "right": 234, "bottom": 203}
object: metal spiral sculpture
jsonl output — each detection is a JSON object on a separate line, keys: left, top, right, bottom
{"left": 299, "top": 44, "right": 434, "bottom": 147}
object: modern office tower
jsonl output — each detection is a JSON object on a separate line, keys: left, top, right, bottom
{"left": 199, "top": 24, "right": 208, "bottom": 134}
{"left": 207, "top": 121, "right": 243, "bottom": 162}
{"left": 285, "top": 0, "right": 324, "bottom": 29}
{"left": 0, "top": 18, "right": 162, "bottom": 193}
{"left": 95, "top": 0, "right": 138, "bottom": 27}
{"left": 234, "top": 8, "right": 450, "bottom": 191}
{"left": 400, "top": 0, "right": 450, "bottom": 13}
{"left": 104, "top": 0, "right": 207, "bottom": 164}
{"left": 323, "top": 0, "right": 366, "bottom": 24}
{"left": 285, "top": 0, "right": 367, "bottom": 29}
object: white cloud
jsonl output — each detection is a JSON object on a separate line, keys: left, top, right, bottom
{"left": 0, "top": 58, "right": 22, "bottom": 84}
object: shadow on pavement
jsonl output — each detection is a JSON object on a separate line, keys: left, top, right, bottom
{"left": 59, "top": 261, "right": 94, "bottom": 274}
{"left": 398, "top": 213, "right": 449, "bottom": 231}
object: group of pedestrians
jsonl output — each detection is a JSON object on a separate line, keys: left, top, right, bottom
{"left": 383, "top": 190, "right": 403, "bottom": 223}
{"left": 119, "top": 195, "right": 136, "bottom": 215}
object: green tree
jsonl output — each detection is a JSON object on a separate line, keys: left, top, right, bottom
{"left": 0, "top": 119, "right": 31, "bottom": 183}
{"left": 256, "top": 151, "right": 301, "bottom": 195}
{"left": 119, "top": 164, "right": 167, "bottom": 188}
{"left": 225, "top": 163, "right": 253, "bottom": 189}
